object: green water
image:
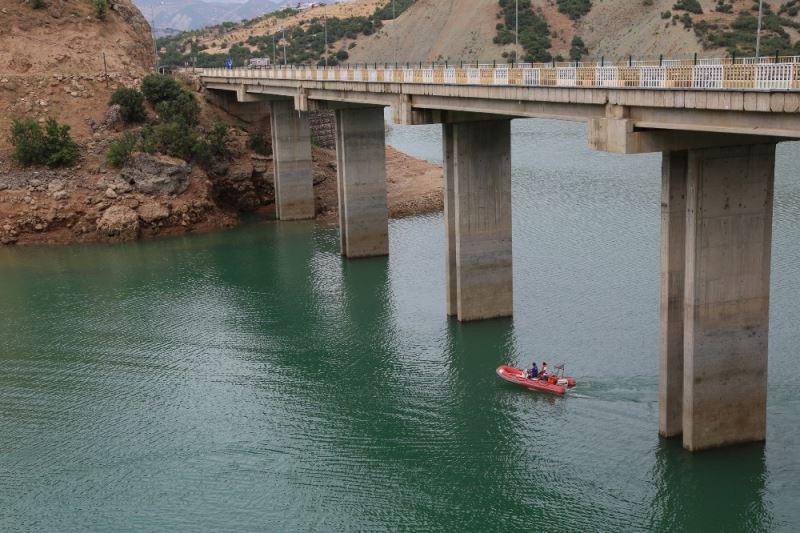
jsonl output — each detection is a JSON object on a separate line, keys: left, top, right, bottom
{"left": 1, "top": 120, "right": 799, "bottom": 532}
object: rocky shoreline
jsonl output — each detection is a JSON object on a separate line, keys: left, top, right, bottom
{"left": 0, "top": 140, "right": 443, "bottom": 247}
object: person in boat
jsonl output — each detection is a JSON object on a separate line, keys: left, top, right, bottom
{"left": 539, "top": 362, "right": 549, "bottom": 380}
{"left": 527, "top": 362, "right": 539, "bottom": 379}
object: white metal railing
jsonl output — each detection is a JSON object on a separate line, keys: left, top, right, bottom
{"left": 597, "top": 67, "right": 618, "bottom": 87}
{"left": 640, "top": 66, "right": 666, "bottom": 88}
{"left": 522, "top": 68, "right": 540, "bottom": 86}
{"left": 557, "top": 67, "right": 577, "bottom": 87}
{"left": 202, "top": 54, "right": 800, "bottom": 91}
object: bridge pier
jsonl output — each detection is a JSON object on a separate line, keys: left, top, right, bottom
{"left": 443, "top": 119, "right": 513, "bottom": 322}
{"left": 660, "top": 144, "right": 775, "bottom": 451}
{"left": 682, "top": 143, "right": 775, "bottom": 451}
{"left": 270, "top": 101, "right": 315, "bottom": 221}
{"left": 335, "top": 107, "right": 389, "bottom": 258}
{"left": 659, "top": 151, "right": 688, "bottom": 439}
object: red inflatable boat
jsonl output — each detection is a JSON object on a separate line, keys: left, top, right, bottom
{"left": 496, "top": 365, "right": 577, "bottom": 396}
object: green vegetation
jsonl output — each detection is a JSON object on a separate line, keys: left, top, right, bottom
{"left": 141, "top": 74, "right": 184, "bottom": 105}
{"left": 31, "top": 0, "right": 44, "bottom": 9}
{"left": 694, "top": 9, "right": 800, "bottom": 55}
{"left": 94, "top": 0, "right": 108, "bottom": 20}
{"left": 107, "top": 131, "right": 139, "bottom": 167}
{"left": 9, "top": 118, "right": 79, "bottom": 168}
{"left": 155, "top": 91, "right": 200, "bottom": 126}
{"left": 374, "top": 0, "right": 416, "bottom": 20}
{"left": 495, "top": 0, "right": 552, "bottom": 63}
{"left": 569, "top": 36, "right": 588, "bottom": 61}
{"left": 780, "top": 0, "right": 800, "bottom": 17}
{"left": 249, "top": 132, "right": 270, "bottom": 156}
{"left": 673, "top": 0, "right": 703, "bottom": 14}
{"left": 557, "top": 0, "right": 592, "bottom": 21}
{"left": 109, "top": 88, "right": 147, "bottom": 124}
{"left": 156, "top": 1, "right": 417, "bottom": 68}
{"left": 715, "top": 0, "right": 733, "bottom": 13}
{"left": 105, "top": 75, "right": 229, "bottom": 170}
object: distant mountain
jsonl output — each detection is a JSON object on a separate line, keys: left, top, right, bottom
{"left": 132, "top": 0, "right": 335, "bottom": 31}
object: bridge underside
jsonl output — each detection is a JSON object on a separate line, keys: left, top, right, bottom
{"left": 202, "top": 79, "right": 787, "bottom": 451}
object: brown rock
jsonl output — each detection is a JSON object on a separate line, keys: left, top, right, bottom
{"left": 137, "top": 202, "right": 170, "bottom": 224}
{"left": 96, "top": 205, "right": 140, "bottom": 241}
{"left": 120, "top": 153, "right": 190, "bottom": 196}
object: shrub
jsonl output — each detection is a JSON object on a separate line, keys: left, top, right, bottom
{"left": 673, "top": 0, "right": 702, "bottom": 14}
{"left": 108, "top": 88, "right": 146, "bottom": 123}
{"left": 31, "top": 0, "right": 45, "bottom": 8}
{"left": 190, "top": 138, "right": 214, "bottom": 169}
{"left": 208, "top": 122, "right": 229, "bottom": 157}
{"left": 141, "top": 74, "right": 183, "bottom": 105}
{"left": 41, "top": 119, "right": 80, "bottom": 167}
{"left": 154, "top": 90, "right": 200, "bottom": 126}
{"left": 336, "top": 49, "right": 349, "bottom": 61}
{"left": 9, "top": 118, "right": 79, "bottom": 167}
{"left": 106, "top": 131, "right": 139, "bottom": 167}
{"left": 249, "top": 132, "right": 269, "bottom": 156}
{"left": 140, "top": 121, "right": 194, "bottom": 160}
{"left": 94, "top": 0, "right": 108, "bottom": 20}
{"left": 557, "top": 0, "right": 592, "bottom": 20}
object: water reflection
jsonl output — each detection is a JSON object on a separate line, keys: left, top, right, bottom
{"left": 648, "top": 439, "right": 772, "bottom": 532}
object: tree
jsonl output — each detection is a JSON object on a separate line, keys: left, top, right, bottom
{"left": 569, "top": 36, "right": 588, "bottom": 61}
{"left": 108, "top": 88, "right": 147, "bottom": 123}
{"left": 141, "top": 74, "right": 183, "bottom": 105}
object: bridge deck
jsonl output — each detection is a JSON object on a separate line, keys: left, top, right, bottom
{"left": 201, "top": 63, "right": 800, "bottom": 140}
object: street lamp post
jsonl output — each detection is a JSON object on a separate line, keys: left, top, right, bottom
{"left": 756, "top": 0, "right": 764, "bottom": 58}
{"left": 272, "top": 34, "right": 276, "bottom": 66}
{"left": 515, "top": 0, "right": 519, "bottom": 48}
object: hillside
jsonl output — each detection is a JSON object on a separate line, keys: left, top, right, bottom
{"left": 0, "top": 0, "right": 153, "bottom": 152}
{"left": 159, "top": 0, "right": 800, "bottom": 68}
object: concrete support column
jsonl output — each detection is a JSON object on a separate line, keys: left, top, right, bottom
{"left": 659, "top": 151, "right": 687, "bottom": 438}
{"left": 444, "top": 119, "right": 513, "bottom": 322}
{"left": 682, "top": 144, "right": 775, "bottom": 451}
{"left": 334, "top": 107, "right": 389, "bottom": 258}
{"left": 270, "top": 100, "right": 315, "bottom": 221}
{"left": 443, "top": 123, "right": 458, "bottom": 316}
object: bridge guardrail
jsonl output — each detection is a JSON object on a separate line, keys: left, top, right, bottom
{"left": 202, "top": 55, "right": 800, "bottom": 91}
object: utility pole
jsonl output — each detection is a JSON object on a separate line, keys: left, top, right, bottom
{"left": 393, "top": 0, "right": 397, "bottom": 64}
{"left": 282, "top": 26, "right": 287, "bottom": 66}
{"left": 324, "top": 16, "right": 328, "bottom": 67}
{"left": 755, "top": 0, "right": 764, "bottom": 58}
{"left": 515, "top": 0, "right": 519, "bottom": 48}
{"left": 272, "top": 34, "right": 277, "bottom": 65}
{"left": 150, "top": 8, "right": 158, "bottom": 73}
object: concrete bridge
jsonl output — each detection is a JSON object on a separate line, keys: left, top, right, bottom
{"left": 198, "top": 58, "right": 800, "bottom": 452}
